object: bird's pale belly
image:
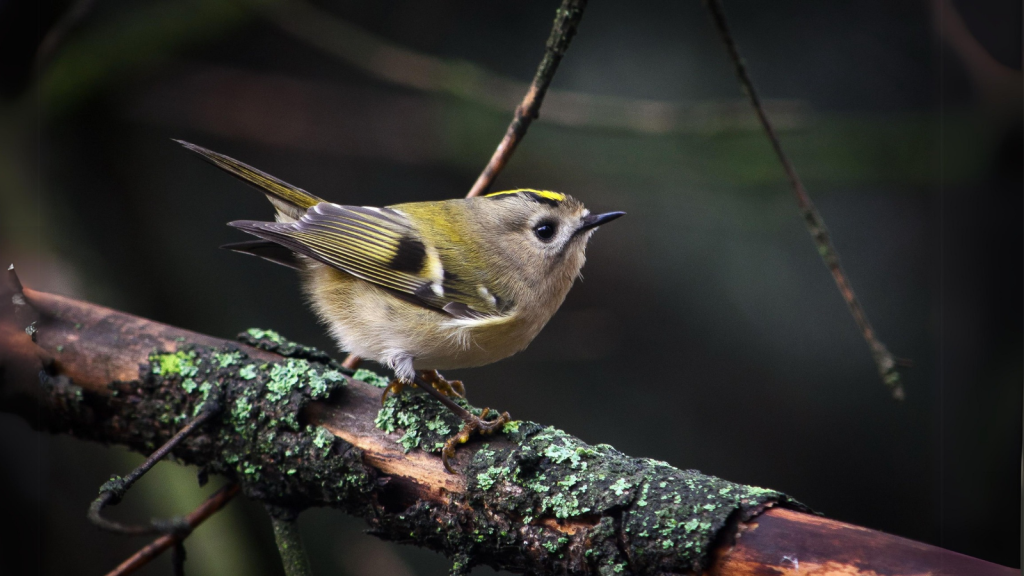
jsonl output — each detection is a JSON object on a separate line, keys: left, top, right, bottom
{"left": 302, "top": 265, "right": 553, "bottom": 374}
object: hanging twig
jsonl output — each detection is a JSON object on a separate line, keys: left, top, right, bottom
{"left": 466, "top": 0, "right": 588, "bottom": 197}
{"left": 703, "top": 0, "right": 906, "bottom": 399}
{"left": 171, "top": 541, "right": 187, "bottom": 576}
{"left": 104, "top": 483, "right": 240, "bottom": 576}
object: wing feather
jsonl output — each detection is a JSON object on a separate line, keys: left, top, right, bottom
{"left": 229, "top": 203, "right": 503, "bottom": 318}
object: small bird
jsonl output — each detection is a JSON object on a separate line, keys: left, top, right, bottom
{"left": 177, "top": 140, "right": 624, "bottom": 471}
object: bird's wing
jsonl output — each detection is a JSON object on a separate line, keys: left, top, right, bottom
{"left": 229, "top": 203, "right": 501, "bottom": 319}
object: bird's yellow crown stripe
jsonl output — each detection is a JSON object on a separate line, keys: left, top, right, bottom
{"left": 484, "top": 189, "right": 566, "bottom": 203}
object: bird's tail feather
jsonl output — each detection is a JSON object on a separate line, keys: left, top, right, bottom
{"left": 221, "top": 240, "right": 303, "bottom": 269}
{"left": 174, "top": 140, "right": 324, "bottom": 222}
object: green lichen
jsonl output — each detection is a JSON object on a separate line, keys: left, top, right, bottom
{"left": 238, "top": 327, "right": 347, "bottom": 370}
{"left": 150, "top": 350, "right": 198, "bottom": 377}
{"left": 610, "top": 477, "right": 631, "bottom": 496}
{"left": 245, "top": 328, "right": 284, "bottom": 343}
{"left": 352, "top": 368, "right": 390, "bottom": 389}
{"left": 192, "top": 381, "right": 216, "bottom": 416}
{"left": 476, "top": 466, "right": 505, "bottom": 491}
{"left": 453, "top": 423, "right": 799, "bottom": 574}
{"left": 541, "top": 538, "right": 565, "bottom": 553}
{"left": 311, "top": 426, "right": 335, "bottom": 455}
{"left": 213, "top": 350, "right": 242, "bottom": 368}
{"left": 309, "top": 369, "right": 344, "bottom": 397}
{"left": 136, "top": 339, "right": 374, "bottom": 513}
{"left": 266, "top": 360, "right": 310, "bottom": 402}
{"left": 374, "top": 385, "right": 466, "bottom": 453}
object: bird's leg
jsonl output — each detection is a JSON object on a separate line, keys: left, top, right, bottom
{"left": 440, "top": 408, "right": 510, "bottom": 474}
{"left": 411, "top": 373, "right": 510, "bottom": 474}
{"left": 379, "top": 370, "right": 465, "bottom": 406}
{"left": 418, "top": 369, "right": 466, "bottom": 399}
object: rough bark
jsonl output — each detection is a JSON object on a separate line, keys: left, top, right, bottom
{"left": 0, "top": 274, "right": 1014, "bottom": 576}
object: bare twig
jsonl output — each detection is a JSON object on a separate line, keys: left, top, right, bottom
{"left": 703, "top": 0, "right": 905, "bottom": 398}
{"left": 89, "top": 408, "right": 221, "bottom": 535}
{"left": 105, "top": 483, "right": 241, "bottom": 576}
{"left": 466, "top": 0, "right": 588, "bottom": 197}
{"left": 171, "top": 541, "right": 186, "bottom": 576}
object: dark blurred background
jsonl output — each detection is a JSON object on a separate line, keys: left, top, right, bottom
{"left": 0, "top": 0, "right": 1020, "bottom": 574}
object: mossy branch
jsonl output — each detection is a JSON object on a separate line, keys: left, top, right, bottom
{"left": 269, "top": 513, "right": 313, "bottom": 576}
{"left": 0, "top": 275, "right": 1011, "bottom": 576}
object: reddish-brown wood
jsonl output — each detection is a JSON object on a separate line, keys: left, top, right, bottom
{"left": 710, "top": 508, "right": 1016, "bottom": 576}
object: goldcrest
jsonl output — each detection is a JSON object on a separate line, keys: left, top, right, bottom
{"left": 178, "top": 140, "right": 623, "bottom": 470}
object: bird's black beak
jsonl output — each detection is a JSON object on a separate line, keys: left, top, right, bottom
{"left": 578, "top": 211, "right": 625, "bottom": 233}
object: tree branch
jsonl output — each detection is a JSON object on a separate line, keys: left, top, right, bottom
{"left": 466, "top": 0, "right": 588, "bottom": 197}
{"left": 106, "top": 483, "right": 240, "bottom": 576}
{"left": 0, "top": 273, "right": 1011, "bottom": 575}
{"left": 703, "top": 0, "right": 907, "bottom": 398}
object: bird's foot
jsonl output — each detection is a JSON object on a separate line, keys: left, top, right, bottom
{"left": 441, "top": 408, "right": 511, "bottom": 473}
{"left": 418, "top": 369, "right": 466, "bottom": 399}
{"left": 381, "top": 371, "right": 466, "bottom": 406}
{"left": 381, "top": 379, "right": 407, "bottom": 406}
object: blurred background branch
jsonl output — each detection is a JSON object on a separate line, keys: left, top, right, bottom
{"left": 262, "top": 0, "right": 805, "bottom": 137}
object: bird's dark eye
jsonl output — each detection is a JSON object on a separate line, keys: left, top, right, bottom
{"left": 533, "top": 222, "right": 557, "bottom": 241}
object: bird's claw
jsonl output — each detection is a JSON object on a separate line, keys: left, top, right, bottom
{"left": 381, "top": 379, "right": 406, "bottom": 406}
{"left": 441, "top": 408, "right": 511, "bottom": 473}
{"left": 419, "top": 369, "right": 466, "bottom": 399}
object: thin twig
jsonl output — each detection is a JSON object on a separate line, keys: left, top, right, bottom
{"left": 269, "top": 513, "right": 314, "bottom": 576}
{"left": 465, "top": 0, "right": 588, "bottom": 197}
{"left": 105, "top": 483, "right": 241, "bottom": 576}
{"left": 703, "top": 0, "right": 905, "bottom": 399}
{"left": 171, "top": 541, "right": 187, "bottom": 576}
{"left": 89, "top": 408, "right": 221, "bottom": 535}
